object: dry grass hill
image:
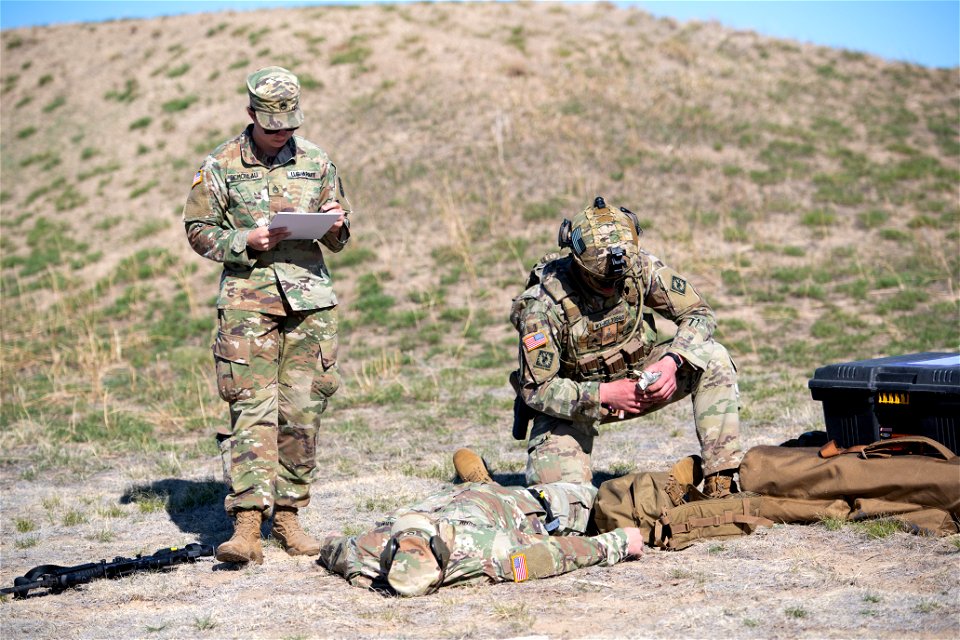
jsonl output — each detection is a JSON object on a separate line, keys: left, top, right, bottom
{"left": 1, "top": 3, "right": 958, "bottom": 638}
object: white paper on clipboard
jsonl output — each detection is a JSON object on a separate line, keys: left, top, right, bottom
{"left": 268, "top": 211, "right": 341, "bottom": 240}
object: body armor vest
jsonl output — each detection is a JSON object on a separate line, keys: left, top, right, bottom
{"left": 539, "top": 260, "right": 658, "bottom": 383}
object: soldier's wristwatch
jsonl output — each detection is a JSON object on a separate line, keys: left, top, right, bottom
{"left": 662, "top": 352, "right": 683, "bottom": 369}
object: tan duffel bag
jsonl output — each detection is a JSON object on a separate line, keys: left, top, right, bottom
{"left": 740, "top": 436, "right": 960, "bottom": 535}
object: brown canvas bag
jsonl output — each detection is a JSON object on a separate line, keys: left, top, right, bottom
{"left": 740, "top": 436, "right": 960, "bottom": 535}
{"left": 592, "top": 471, "right": 773, "bottom": 550}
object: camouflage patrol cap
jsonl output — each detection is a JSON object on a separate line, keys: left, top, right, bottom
{"left": 381, "top": 513, "right": 454, "bottom": 597}
{"left": 246, "top": 66, "right": 304, "bottom": 130}
{"left": 559, "top": 196, "right": 642, "bottom": 284}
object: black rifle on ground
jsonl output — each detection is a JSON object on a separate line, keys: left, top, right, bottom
{"left": 1, "top": 543, "right": 214, "bottom": 599}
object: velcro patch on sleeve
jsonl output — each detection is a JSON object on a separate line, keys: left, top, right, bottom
{"left": 192, "top": 169, "right": 203, "bottom": 188}
{"left": 522, "top": 331, "right": 548, "bottom": 352}
{"left": 670, "top": 275, "right": 687, "bottom": 295}
{"left": 510, "top": 553, "right": 528, "bottom": 582}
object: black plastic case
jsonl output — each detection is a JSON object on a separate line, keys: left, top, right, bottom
{"left": 808, "top": 352, "right": 960, "bottom": 454}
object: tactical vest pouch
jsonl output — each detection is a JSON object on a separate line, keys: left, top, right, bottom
{"left": 621, "top": 340, "right": 645, "bottom": 367}
{"left": 578, "top": 354, "right": 601, "bottom": 377}
{"left": 603, "top": 352, "right": 626, "bottom": 376}
{"left": 591, "top": 471, "right": 772, "bottom": 550}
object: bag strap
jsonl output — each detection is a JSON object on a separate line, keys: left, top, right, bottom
{"left": 665, "top": 512, "right": 773, "bottom": 534}
{"left": 653, "top": 500, "right": 774, "bottom": 546}
{"left": 820, "top": 436, "right": 955, "bottom": 461}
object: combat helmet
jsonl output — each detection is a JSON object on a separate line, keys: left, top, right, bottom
{"left": 379, "top": 513, "right": 454, "bottom": 596}
{"left": 558, "top": 196, "right": 642, "bottom": 291}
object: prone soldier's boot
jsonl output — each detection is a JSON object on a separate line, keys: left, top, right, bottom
{"left": 272, "top": 506, "right": 321, "bottom": 556}
{"left": 216, "top": 509, "right": 264, "bottom": 564}
{"left": 704, "top": 471, "right": 739, "bottom": 499}
{"left": 453, "top": 448, "right": 494, "bottom": 484}
{"left": 663, "top": 455, "right": 703, "bottom": 506}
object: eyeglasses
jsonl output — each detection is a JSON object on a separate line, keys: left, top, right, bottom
{"left": 263, "top": 126, "right": 298, "bottom": 134}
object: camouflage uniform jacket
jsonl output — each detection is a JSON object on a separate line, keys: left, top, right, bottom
{"left": 510, "top": 251, "right": 716, "bottom": 426}
{"left": 319, "top": 482, "right": 631, "bottom": 590}
{"left": 183, "top": 125, "right": 351, "bottom": 314}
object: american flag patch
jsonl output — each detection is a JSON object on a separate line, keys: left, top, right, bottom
{"left": 192, "top": 169, "right": 203, "bottom": 188}
{"left": 511, "top": 553, "right": 528, "bottom": 582}
{"left": 522, "top": 331, "right": 547, "bottom": 352}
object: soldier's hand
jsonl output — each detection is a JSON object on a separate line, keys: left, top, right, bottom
{"left": 624, "top": 527, "right": 645, "bottom": 558}
{"left": 248, "top": 225, "right": 291, "bottom": 251}
{"left": 639, "top": 357, "right": 678, "bottom": 405}
{"left": 599, "top": 378, "right": 644, "bottom": 415}
{"left": 320, "top": 201, "right": 346, "bottom": 235}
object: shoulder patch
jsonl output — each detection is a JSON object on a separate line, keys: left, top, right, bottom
{"left": 192, "top": 169, "right": 203, "bottom": 188}
{"left": 510, "top": 553, "right": 528, "bottom": 582}
{"left": 522, "top": 331, "right": 548, "bottom": 352}
{"left": 534, "top": 351, "right": 555, "bottom": 370}
{"left": 670, "top": 275, "right": 687, "bottom": 295}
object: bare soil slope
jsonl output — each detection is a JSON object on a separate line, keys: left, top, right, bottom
{"left": 1, "top": 3, "right": 957, "bottom": 638}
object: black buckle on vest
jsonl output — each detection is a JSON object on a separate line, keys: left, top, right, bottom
{"left": 528, "top": 488, "right": 560, "bottom": 532}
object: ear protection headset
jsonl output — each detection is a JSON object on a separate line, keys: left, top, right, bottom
{"left": 379, "top": 530, "right": 452, "bottom": 594}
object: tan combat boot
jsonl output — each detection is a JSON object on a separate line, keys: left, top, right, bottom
{"left": 216, "top": 509, "right": 264, "bottom": 564}
{"left": 704, "top": 472, "right": 739, "bottom": 499}
{"left": 663, "top": 455, "right": 703, "bottom": 506}
{"left": 453, "top": 448, "right": 494, "bottom": 484}
{"left": 272, "top": 506, "right": 321, "bottom": 556}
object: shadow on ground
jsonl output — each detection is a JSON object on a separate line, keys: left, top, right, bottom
{"left": 486, "top": 470, "right": 625, "bottom": 488}
{"left": 120, "top": 478, "right": 231, "bottom": 547}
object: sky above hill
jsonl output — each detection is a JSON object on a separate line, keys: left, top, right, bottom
{"left": 0, "top": 1, "right": 957, "bottom": 69}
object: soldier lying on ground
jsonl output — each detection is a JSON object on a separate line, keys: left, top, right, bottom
{"left": 318, "top": 478, "right": 643, "bottom": 596}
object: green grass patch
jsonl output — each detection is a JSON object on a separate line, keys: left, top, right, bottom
{"left": 17, "top": 126, "right": 37, "bottom": 139}
{"left": 353, "top": 273, "right": 396, "bottom": 320}
{"left": 506, "top": 25, "right": 527, "bottom": 53}
{"left": 129, "top": 116, "right": 152, "bottom": 130}
{"left": 129, "top": 179, "right": 159, "bottom": 199}
{"left": 523, "top": 197, "right": 566, "bottom": 222}
{"left": 800, "top": 209, "right": 836, "bottom": 227}
{"left": 162, "top": 95, "right": 198, "bottom": 112}
{"left": 330, "top": 36, "right": 372, "bottom": 66}
{"left": 105, "top": 79, "right": 139, "bottom": 103}
{"left": 166, "top": 63, "right": 190, "bottom": 78}
{"left": 42, "top": 95, "right": 66, "bottom": 112}
{"left": 62, "top": 509, "right": 88, "bottom": 526}
{"left": 330, "top": 246, "right": 376, "bottom": 268}
{"left": 15, "top": 518, "right": 37, "bottom": 533}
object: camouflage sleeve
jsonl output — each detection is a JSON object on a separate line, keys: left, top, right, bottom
{"left": 318, "top": 529, "right": 389, "bottom": 590}
{"left": 513, "top": 294, "right": 602, "bottom": 422}
{"left": 638, "top": 251, "right": 717, "bottom": 369}
{"left": 182, "top": 158, "right": 257, "bottom": 268}
{"left": 503, "top": 529, "right": 631, "bottom": 581}
{"left": 319, "top": 162, "right": 352, "bottom": 253}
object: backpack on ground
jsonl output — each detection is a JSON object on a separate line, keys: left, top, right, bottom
{"left": 592, "top": 471, "right": 773, "bottom": 550}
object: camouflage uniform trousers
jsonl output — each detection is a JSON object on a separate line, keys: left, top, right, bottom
{"left": 213, "top": 306, "right": 340, "bottom": 515}
{"left": 526, "top": 340, "right": 742, "bottom": 485}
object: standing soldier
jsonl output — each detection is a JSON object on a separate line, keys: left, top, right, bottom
{"left": 508, "top": 197, "right": 742, "bottom": 498}
{"left": 319, "top": 479, "right": 644, "bottom": 595}
{"left": 183, "top": 66, "right": 352, "bottom": 564}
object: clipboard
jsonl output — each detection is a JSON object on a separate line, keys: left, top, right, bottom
{"left": 268, "top": 211, "right": 341, "bottom": 240}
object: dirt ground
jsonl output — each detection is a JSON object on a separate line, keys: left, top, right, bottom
{"left": 2, "top": 407, "right": 957, "bottom": 640}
